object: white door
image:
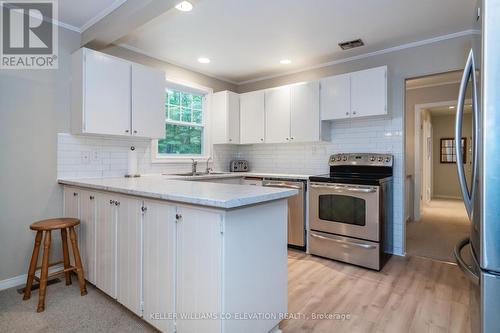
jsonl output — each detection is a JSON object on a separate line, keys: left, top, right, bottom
{"left": 79, "top": 190, "right": 96, "bottom": 284}
{"left": 116, "top": 196, "right": 143, "bottom": 316}
{"left": 291, "top": 81, "right": 320, "bottom": 142}
{"left": 95, "top": 193, "right": 117, "bottom": 298}
{"left": 84, "top": 50, "right": 131, "bottom": 136}
{"left": 131, "top": 64, "right": 165, "bottom": 139}
{"left": 143, "top": 200, "right": 176, "bottom": 333}
{"left": 240, "top": 91, "right": 265, "bottom": 144}
{"left": 265, "top": 87, "right": 291, "bottom": 143}
{"left": 320, "top": 74, "right": 351, "bottom": 120}
{"left": 226, "top": 91, "right": 240, "bottom": 144}
{"left": 176, "top": 207, "right": 222, "bottom": 333}
{"left": 350, "top": 66, "right": 387, "bottom": 118}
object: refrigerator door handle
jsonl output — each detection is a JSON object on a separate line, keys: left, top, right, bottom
{"left": 455, "top": 49, "right": 478, "bottom": 218}
{"left": 454, "top": 237, "right": 480, "bottom": 285}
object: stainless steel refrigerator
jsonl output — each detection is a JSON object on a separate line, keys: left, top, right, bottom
{"left": 454, "top": 1, "right": 500, "bottom": 332}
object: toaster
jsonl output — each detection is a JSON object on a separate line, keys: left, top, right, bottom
{"left": 230, "top": 160, "right": 249, "bottom": 172}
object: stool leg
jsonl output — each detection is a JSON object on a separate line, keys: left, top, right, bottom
{"left": 23, "top": 231, "right": 43, "bottom": 300}
{"left": 69, "top": 226, "right": 87, "bottom": 296}
{"left": 61, "top": 228, "right": 72, "bottom": 286}
{"left": 37, "top": 231, "right": 51, "bottom": 312}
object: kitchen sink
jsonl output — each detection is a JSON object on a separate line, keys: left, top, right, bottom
{"left": 165, "top": 171, "right": 229, "bottom": 177}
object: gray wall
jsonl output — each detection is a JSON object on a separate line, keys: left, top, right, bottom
{"left": 0, "top": 28, "right": 80, "bottom": 281}
{"left": 405, "top": 82, "right": 471, "bottom": 177}
{"left": 432, "top": 113, "right": 473, "bottom": 198}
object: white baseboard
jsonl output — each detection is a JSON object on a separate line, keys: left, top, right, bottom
{"left": 0, "top": 264, "right": 64, "bottom": 291}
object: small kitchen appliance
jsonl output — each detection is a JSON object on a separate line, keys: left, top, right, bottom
{"left": 229, "top": 160, "right": 249, "bottom": 172}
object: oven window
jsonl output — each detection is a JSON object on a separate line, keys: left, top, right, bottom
{"left": 318, "top": 195, "right": 366, "bottom": 226}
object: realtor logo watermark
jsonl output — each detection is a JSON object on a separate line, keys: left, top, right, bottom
{"left": 1, "top": 1, "right": 58, "bottom": 69}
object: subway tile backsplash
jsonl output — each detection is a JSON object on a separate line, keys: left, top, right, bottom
{"left": 57, "top": 114, "right": 403, "bottom": 255}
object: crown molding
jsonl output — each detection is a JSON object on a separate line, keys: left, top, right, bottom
{"left": 80, "top": 0, "right": 128, "bottom": 32}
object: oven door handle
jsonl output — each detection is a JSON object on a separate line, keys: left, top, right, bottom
{"left": 262, "top": 182, "right": 302, "bottom": 190}
{"left": 310, "top": 233, "right": 377, "bottom": 249}
{"left": 310, "top": 184, "right": 376, "bottom": 193}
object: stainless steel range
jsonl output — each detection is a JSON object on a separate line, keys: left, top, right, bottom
{"left": 308, "top": 153, "right": 393, "bottom": 270}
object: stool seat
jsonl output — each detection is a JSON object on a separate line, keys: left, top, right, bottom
{"left": 30, "top": 218, "right": 80, "bottom": 231}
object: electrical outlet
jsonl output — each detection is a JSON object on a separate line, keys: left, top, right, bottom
{"left": 91, "top": 151, "right": 100, "bottom": 162}
{"left": 80, "top": 151, "right": 90, "bottom": 164}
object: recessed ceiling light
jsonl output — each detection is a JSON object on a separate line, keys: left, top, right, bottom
{"left": 198, "top": 57, "right": 210, "bottom": 64}
{"left": 280, "top": 59, "right": 292, "bottom": 65}
{"left": 175, "top": 1, "right": 193, "bottom": 12}
{"left": 449, "top": 106, "right": 455, "bottom": 109}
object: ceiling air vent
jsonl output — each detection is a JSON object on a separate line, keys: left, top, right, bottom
{"left": 338, "top": 39, "right": 364, "bottom": 50}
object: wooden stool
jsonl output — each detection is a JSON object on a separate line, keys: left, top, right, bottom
{"left": 23, "top": 218, "right": 87, "bottom": 312}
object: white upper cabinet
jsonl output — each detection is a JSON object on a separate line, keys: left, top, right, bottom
{"left": 71, "top": 48, "right": 165, "bottom": 138}
{"left": 350, "top": 66, "right": 387, "bottom": 118}
{"left": 265, "top": 86, "right": 291, "bottom": 143}
{"left": 290, "top": 81, "right": 320, "bottom": 142}
{"left": 320, "top": 73, "right": 351, "bottom": 120}
{"left": 240, "top": 91, "right": 265, "bottom": 144}
{"left": 211, "top": 91, "right": 240, "bottom": 144}
{"left": 131, "top": 63, "right": 165, "bottom": 138}
{"left": 320, "top": 66, "right": 387, "bottom": 120}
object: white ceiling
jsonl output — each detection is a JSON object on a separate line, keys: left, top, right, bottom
{"left": 428, "top": 104, "right": 472, "bottom": 116}
{"left": 58, "top": 0, "right": 127, "bottom": 31}
{"left": 118, "top": 0, "right": 475, "bottom": 83}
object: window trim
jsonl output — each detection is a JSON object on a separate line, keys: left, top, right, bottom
{"left": 151, "top": 78, "right": 213, "bottom": 164}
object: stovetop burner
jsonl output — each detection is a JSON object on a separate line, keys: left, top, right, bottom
{"left": 310, "top": 153, "right": 393, "bottom": 186}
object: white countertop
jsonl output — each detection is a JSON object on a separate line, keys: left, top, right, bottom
{"left": 58, "top": 175, "right": 298, "bottom": 209}
{"left": 163, "top": 172, "right": 312, "bottom": 181}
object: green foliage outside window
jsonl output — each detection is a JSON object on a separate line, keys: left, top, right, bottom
{"left": 158, "top": 89, "right": 204, "bottom": 155}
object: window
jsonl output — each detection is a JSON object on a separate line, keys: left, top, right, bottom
{"left": 440, "top": 137, "right": 466, "bottom": 163}
{"left": 156, "top": 87, "right": 207, "bottom": 158}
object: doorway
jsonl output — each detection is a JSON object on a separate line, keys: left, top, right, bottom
{"left": 404, "top": 71, "right": 473, "bottom": 262}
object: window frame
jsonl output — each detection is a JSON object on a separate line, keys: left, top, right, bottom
{"left": 151, "top": 79, "right": 213, "bottom": 164}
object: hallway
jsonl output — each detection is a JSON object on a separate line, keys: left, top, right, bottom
{"left": 406, "top": 199, "right": 470, "bottom": 262}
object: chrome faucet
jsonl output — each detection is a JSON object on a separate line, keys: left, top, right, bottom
{"left": 206, "top": 157, "right": 213, "bottom": 174}
{"left": 191, "top": 158, "right": 198, "bottom": 175}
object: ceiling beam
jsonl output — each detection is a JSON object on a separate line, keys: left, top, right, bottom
{"left": 81, "top": 0, "right": 182, "bottom": 49}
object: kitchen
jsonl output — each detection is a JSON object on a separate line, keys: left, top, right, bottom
{"left": 0, "top": 1, "right": 498, "bottom": 333}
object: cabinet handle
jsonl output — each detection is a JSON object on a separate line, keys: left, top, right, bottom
{"left": 260, "top": 138, "right": 264, "bottom": 142}
{"left": 291, "top": 137, "right": 294, "bottom": 140}
{"left": 353, "top": 111, "right": 357, "bottom": 115}
{"left": 345, "top": 112, "right": 349, "bottom": 116}
{"left": 125, "top": 130, "right": 129, "bottom": 133}
{"left": 175, "top": 213, "right": 182, "bottom": 220}
{"left": 141, "top": 206, "right": 147, "bottom": 213}
{"left": 89, "top": 196, "right": 94, "bottom": 200}
{"left": 285, "top": 138, "right": 289, "bottom": 141}
{"left": 115, "top": 201, "right": 120, "bottom": 206}
{"left": 110, "top": 199, "right": 115, "bottom": 205}
{"left": 228, "top": 138, "right": 232, "bottom": 142}
{"left": 73, "top": 192, "right": 78, "bottom": 196}
{"left": 133, "top": 130, "right": 137, "bottom": 134}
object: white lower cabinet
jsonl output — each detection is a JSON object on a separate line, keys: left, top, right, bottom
{"left": 143, "top": 200, "right": 176, "bottom": 333}
{"left": 116, "top": 196, "right": 144, "bottom": 316}
{"left": 79, "top": 190, "right": 96, "bottom": 284}
{"left": 95, "top": 192, "right": 117, "bottom": 298}
{"left": 176, "top": 207, "right": 222, "bottom": 333}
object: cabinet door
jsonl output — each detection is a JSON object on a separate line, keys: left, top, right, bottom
{"left": 79, "top": 190, "right": 96, "bottom": 284}
{"left": 240, "top": 91, "right": 265, "bottom": 144}
{"left": 291, "top": 81, "right": 320, "bottom": 142}
{"left": 265, "top": 87, "right": 291, "bottom": 143}
{"left": 226, "top": 91, "right": 240, "bottom": 144}
{"left": 131, "top": 64, "right": 165, "bottom": 139}
{"left": 84, "top": 50, "right": 131, "bottom": 136}
{"left": 320, "top": 73, "right": 350, "bottom": 120}
{"left": 350, "top": 66, "right": 387, "bottom": 118}
{"left": 116, "top": 196, "right": 143, "bottom": 316}
{"left": 143, "top": 200, "right": 176, "bottom": 333}
{"left": 95, "top": 193, "right": 117, "bottom": 298}
{"left": 176, "top": 207, "right": 222, "bottom": 333}
{"left": 211, "top": 91, "right": 228, "bottom": 144}
{"left": 63, "top": 187, "right": 80, "bottom": 266}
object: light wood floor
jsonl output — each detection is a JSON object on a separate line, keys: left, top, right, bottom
{"left": 282, "top": 250, "right": 471, "bottom": 333}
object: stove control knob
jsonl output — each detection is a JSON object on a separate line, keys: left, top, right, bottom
{"left": 378, "top": 157, "right": 383, "bottom": 162}
{"left": 336, "top": 156, "right": 341, "bottom": 161}
{"left": 342, "top": 156, "right": 348, "bottom": 161}
{"left": 385, "top": 157, "right": 391, "bottom": 163}
{"left": 370, "top": 156, "right": 375, "bottom": 162}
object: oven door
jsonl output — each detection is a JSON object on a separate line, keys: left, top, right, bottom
{"left": 309, "top": 182, "right": 380, "bottom": 242}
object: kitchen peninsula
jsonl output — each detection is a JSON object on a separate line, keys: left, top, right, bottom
{"left": 58, "top": 175, "right": 297, "bottom": 333}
